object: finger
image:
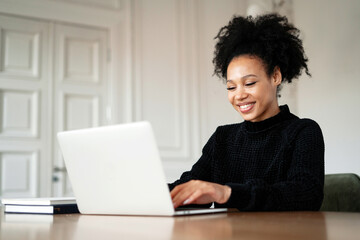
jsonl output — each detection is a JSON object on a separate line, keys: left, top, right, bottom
{"left": 172, "top": 189, "right": 193, "bottom": 208}
{"left": 170, "top": 183, "right": 186, "bottom": 198}
{"left": 184, "top": 189, "right": 202, "bottom": 205}
{"left": 171, "top": 181, "right": 195, "bottom": 201}
{"left": 170, "top": 187, "right": 179, "bottom": 199}
{"left": 172, "top": 183, "right": 197, "bottom": 208}
{"left": 175, "top": 188, "right": 205, "bottom": 208}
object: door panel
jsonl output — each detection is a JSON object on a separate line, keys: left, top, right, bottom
{"left": 0, "top": 152, "right": 38, "bottom": 197}
{"left": 0, "top": 18, "right": 42, "bottom": 79}
{"left": 64, "top": 38, "right": 100, "bottom": 83}
{"left": 63, "top": 94, "right": 100, "bottom": 130}
{"left": 0, "top": 89, "right": 39, "bottom": 138}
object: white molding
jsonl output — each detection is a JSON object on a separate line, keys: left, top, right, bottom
{"left": 185, "top": 0, "right": 201, "bottom": 161}
{"left": 161, "top": 0, "right": 183, "bottom": 152}
{"left": 51, "top": 0, "right": 122, "bottom": 11}
{"left": 0, "top": 0, "right": 123, "bottom": 28}
{"left": 132, "top": 0, "right": 143, "bottom": 122}
{"left": 109, "top": 0, "right": 132, "bottom": 124}
{"left": 196, "top": 0, "right": 209, "bottom": 147}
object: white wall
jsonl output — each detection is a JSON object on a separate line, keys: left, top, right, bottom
{"left": 131, "top": 0, "right": 249, "bottom": 182}
{"left": 293, "top": 0, "right": 360, "bottom": 175}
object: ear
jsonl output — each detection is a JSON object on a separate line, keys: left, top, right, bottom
{"left": 272, "top": 66, "right": 282, "bottom": 86}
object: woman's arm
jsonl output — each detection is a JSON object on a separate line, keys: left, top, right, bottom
{"left": 168, "top": 132, "right": 216, "bottom": 191}
{"left": 168, "top": 132, "right": 218, "bottom": 208}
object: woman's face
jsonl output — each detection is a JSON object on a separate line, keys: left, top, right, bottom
{"left": 226, "top": 55, "right": 282, "bottom": 122}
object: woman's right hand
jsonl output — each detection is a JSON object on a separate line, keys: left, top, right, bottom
{"left": 170, "top": 180, "right": 231, "bottom": 209}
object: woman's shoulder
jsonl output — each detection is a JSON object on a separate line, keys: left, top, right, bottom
{"left": 283, "top": 117, "right": 324, "bottom": 143}
{"left": 286, "top": 117, "right": 322, "bottom": 131}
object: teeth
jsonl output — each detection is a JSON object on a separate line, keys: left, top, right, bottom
{"left": 240, "top": 103, "right": 254, "bottom": 109}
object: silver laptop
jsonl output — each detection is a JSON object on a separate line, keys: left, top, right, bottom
{"left": 57, "top": 121, "right": 227, "bottom": 216}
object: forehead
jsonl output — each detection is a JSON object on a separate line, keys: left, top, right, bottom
{"left": 226, "top": 55, "right": 267, "bottom": 80}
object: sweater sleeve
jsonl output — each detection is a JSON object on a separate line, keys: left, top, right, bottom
{"left": 168, "top": 132, "right": 216, "bottom": 191}
{"left": 219, "top": 120, "right": 325, "bottom": 211}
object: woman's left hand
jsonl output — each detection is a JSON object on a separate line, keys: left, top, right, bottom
{"left": 170, "top": 180, "right": 231, "bottom": 209}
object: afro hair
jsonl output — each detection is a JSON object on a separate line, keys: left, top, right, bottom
{"left": 213, "top": 14, "right": 311, "bottom": 84}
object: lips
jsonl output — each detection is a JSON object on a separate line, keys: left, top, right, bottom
{"left": 238, "top": 102, "right": 255, "bottom": 113}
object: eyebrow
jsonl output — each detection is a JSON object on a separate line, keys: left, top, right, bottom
{"left": 226, "top": 74, "right": 258, "bottom": 83}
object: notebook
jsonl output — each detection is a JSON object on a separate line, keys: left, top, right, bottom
{"left": 57, "top": 121, "right": 228, "bottom": 216}
{"left": 1, "top": 197, "right": 79, "bottom": 215}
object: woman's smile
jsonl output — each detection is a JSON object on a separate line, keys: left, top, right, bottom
{"left": 238, "top": 102, "right": 255, "bottom": 113}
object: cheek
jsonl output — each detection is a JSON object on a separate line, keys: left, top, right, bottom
{"left": 253, "top": 85, "right": 270, "bottom": 100}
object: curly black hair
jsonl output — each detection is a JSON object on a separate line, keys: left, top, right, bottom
{"left": 213, "top": 14, "right": 311, "bottom": 84}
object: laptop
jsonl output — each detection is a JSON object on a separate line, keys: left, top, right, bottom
{"left": 57, "top": 121, "right": 228, "bottom": 216}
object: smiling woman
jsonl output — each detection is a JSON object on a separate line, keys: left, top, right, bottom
{"left": 169, "top": 14, "right": 325, "bottom": 211}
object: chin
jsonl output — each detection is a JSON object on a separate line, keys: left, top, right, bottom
{"left": 238, "top": 109, "right": 257, "bottom": 122}
{"left": 240, "top": 114, "right": 254, "bottom": 122}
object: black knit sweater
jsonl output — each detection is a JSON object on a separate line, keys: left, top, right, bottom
{"left": 169, "top": 105, "right": 325, "bottom": 211}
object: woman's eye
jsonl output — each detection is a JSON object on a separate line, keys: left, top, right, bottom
{"left": 227, "top": 87, "right": 235, "bottom": 91}
{"left": 245, "top": 82, "right": 256, "bottom": 86}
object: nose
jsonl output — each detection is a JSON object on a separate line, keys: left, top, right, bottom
{"left": 234, "top": 86, "right": 247, "bottom": 101}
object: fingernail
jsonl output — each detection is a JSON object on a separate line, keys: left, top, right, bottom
{"left": 183, "top": 199, "right": 190, "bottom": 205}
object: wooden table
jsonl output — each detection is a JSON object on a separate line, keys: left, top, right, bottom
{"left": 1, "top": 210, "right": 360, "bottom": 240}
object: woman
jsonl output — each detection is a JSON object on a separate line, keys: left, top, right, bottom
{"left": 169, "top": 14, "right": 324, "bottom": 211}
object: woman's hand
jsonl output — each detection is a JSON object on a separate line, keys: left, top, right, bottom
{"left": 170, "top": 180, "right": 232, "bottom": 209}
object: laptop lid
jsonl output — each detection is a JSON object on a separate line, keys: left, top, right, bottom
{"left": 57, "top": 122, "right": 227, "bottom": 216}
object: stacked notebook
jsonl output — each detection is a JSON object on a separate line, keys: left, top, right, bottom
{"left": 1, "top": 197, "right": 79, "bottom": 214}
